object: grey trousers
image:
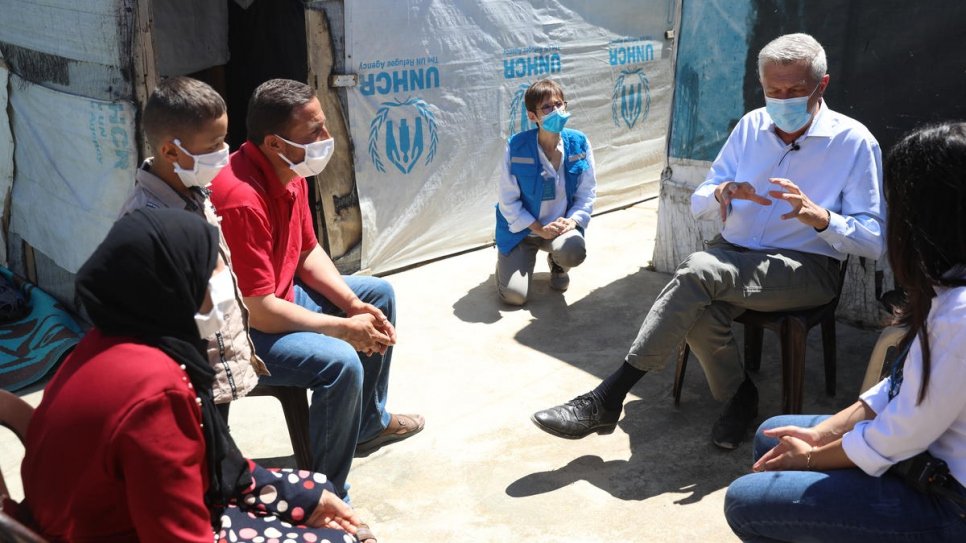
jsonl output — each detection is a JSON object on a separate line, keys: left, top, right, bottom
{"left": 625, "top": 236, "right": 841, "bottom": 401}
{"left": 496, "top": 229, "right": 586, "bottom": 305}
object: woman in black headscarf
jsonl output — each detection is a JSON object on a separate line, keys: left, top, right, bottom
{"left": 16, "top": 208, "right": 363, "bottom": 542}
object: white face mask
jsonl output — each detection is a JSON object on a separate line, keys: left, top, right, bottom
{"left": 194, "top": 268, "right": 235, "bottom": 339}
{"left": 275, "top": 135, "right": 335, "bottom": 178}
{"left": 172, "top": 139, "right": 229, "bottom": 188}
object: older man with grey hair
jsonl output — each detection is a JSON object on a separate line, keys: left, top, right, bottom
{"left": 532, "top": 33, "right": 884, "bottom": 449}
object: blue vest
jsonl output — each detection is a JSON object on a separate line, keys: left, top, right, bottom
{"left": 495, "top": 128, "right": 590, "bottom": 254}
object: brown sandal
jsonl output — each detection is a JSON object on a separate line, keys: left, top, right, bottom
{"left": 356, "top": 523, "right": 377, "bottom": 543}
{"left": 355, "top": 413, "right": 425, "bottom": 457}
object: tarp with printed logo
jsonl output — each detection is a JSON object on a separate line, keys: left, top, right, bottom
{"left": 8, "top": 73, "right": 137, "bottom": 273}
{"left": 344, "top": 0, "right": 679, "bottom": 273}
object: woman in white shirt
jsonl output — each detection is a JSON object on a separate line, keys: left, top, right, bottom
{"left": 724, "top": 122, "right": 966, "bottom": 542}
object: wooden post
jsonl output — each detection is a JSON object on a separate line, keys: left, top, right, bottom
{"left": 131, "top": 0, "right": 159, "bottom": 161}
{"left": 305, "top": 7, "right": 362, "bottom": 261}
{"left": 22, "top": 240, "right": 36, "bottom": 285}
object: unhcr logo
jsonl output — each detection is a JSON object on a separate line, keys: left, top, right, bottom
{"left": 607, "top": 37, "right": 661, "bottom": 67}
{"left": 502, "top": 45, "right": 562, "bottom": 80}
{"left": 507, "top": 83, "right": 537, "bottom": 135}
{"left": 612, "top": 68, "right": 651, "bottom": 130}
{"left": 368, "top": 98, "right": 438, "bottom": 174}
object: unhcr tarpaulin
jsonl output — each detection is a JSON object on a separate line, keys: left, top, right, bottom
{"left": 1, "top": 0, "right": 137, "bottom": 273}
{"left": 344, "top": 0, "right": 679, "bottom": 273}
{"left": 8, "top": 73, "right": 136, "bottom": 273}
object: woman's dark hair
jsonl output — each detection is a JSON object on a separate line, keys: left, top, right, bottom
{"left": 524, "top": 78, "right": 565, "bottom": 114}
{"left": 885, "top": 121, "right": 966, "bottom": 403}
{"left": 246, "top": 78, "right": 315, "bottom": 145}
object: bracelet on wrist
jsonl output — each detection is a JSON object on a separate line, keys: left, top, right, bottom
{"left": 805, "top": 447, "right": 815, "bottom": 471}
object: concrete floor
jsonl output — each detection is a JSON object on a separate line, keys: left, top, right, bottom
{"left": 0, "top": 198, "right": 881, "bottom": 542}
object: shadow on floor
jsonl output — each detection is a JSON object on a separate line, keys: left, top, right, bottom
{"left": 506, "top": 399, "right": 744, "bottom": 504}
{"left": 452, "top": 273, "right": 508, "bottom": 324}
{"left": 512, "top": 267, "right": 664, "bottom": 381}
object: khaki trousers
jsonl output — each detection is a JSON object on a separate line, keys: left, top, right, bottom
{"left": 625, "top": 236, "right": 840, "bottom": 401}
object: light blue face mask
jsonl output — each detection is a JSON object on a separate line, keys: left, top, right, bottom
{"left": 540, "top": 107, "right": 571, "bottom": 134}
{"left": 765, "top": 84, "right": 819, "bottom": 133}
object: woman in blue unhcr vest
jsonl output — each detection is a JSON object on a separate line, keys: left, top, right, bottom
{"left": 495, "top": 78, "right": 597, "bottom": 305}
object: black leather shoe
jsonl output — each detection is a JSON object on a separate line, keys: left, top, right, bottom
{"left": 531, "top": 392, "right": 621, "bottom": 439}
{"left": 711, "top": 378, "right": 759, "bottom": 450}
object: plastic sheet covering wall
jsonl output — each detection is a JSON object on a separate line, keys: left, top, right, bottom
{"left": 0, "top": 0, "right": 130, "bottom": 102}
{"left": 0, "top": 0, "right": 125, "bottom": 67}
{"left": 0, "top": 60, "right": 12, "bottom": 265}
{"left": 344, "top": 0, "right": 678, "bottom": 273}
{"left": 8, "top": 74, "right": 137, "bottom": 273}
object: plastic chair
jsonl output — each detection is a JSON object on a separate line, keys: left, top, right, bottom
{"left": 226, "top": 384, "right": 313, "bottom": 470}
{"left": 0, "top": 391, "right": 47, "bottom": 543}
{"left": 673, "top": 258, "right": 850, "bottom": 414}
{"left": 859, "top": 325, "right": 907, "bottom": 394}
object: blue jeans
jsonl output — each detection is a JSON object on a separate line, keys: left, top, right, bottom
{"left": 725, "top": 415, "right": 966, "bottom": 542}
{"left": 250, "top": 276, "right": 394, "bottom": 500}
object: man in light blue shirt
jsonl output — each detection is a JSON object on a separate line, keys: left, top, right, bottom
{"left": 532, "top": 33, "right": 884, "bottom": 450}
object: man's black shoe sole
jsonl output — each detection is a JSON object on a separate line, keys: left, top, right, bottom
{"left": 530, "top": 414, "right": 617, "bottom": 439}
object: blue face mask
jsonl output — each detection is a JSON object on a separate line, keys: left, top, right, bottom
{"left": 540, "top": 108, "right": 571, "bottom": 134}
{"left": 765, "top": 84, "right": 819, "bottom": 134}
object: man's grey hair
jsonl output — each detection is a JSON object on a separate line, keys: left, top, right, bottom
{"left": 758, "top": 33, "right": 827, "bottom": 83}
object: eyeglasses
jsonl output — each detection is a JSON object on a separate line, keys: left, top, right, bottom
{"left": 538, "top": 101, "right": 568, "bottom": 115}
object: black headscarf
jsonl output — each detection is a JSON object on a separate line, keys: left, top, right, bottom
{"left": 75, "top": 208, "right": 251, "bottom": 525}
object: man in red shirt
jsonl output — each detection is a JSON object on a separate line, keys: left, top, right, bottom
{"left": 211, "top": 79, "right": 424, "bottom": 501}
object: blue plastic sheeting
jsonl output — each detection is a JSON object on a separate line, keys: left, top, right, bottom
{"left": 669, "top": 0, "right": 752, "bottom": 162}
{"left": 0, "top": 267, "right": 83, "bottom": 392}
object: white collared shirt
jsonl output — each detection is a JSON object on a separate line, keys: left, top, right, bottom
{"left": 691, "top": 101, "right": 885, "bottom": 260}
{"left": 498, "top": 136, "right": 597, "bottom": 234}
{"left": 843, "top": 285, "right": 966, "bottom": 484}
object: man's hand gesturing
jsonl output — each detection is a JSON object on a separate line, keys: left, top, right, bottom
{"left": 715, "top": 181, "right": 772, "bottom": 221}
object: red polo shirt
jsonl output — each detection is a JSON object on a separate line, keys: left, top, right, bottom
{"left": 210, "top": 142, "right": 318, "bottom": 303}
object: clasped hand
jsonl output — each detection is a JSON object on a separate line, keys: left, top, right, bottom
{"left": 536, "top": 217, "right": 576, "bottom": 239}
{"left": 717, "top": 179, "right": 829, "bottom": 230}
{"left": 342, "top": 299, "right": 396, "bottom": 356}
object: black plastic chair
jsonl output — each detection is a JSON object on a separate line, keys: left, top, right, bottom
{"left": 222, "top": 384, "right": 313, "bottom": 470}
{"left": 673, "top": 258, "right": 849, "bottom": 414}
